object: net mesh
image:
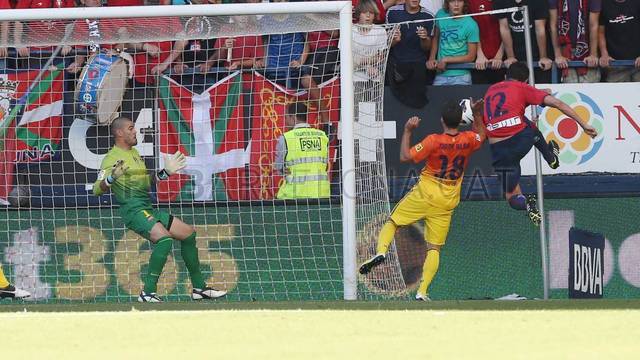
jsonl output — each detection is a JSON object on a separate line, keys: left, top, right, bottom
{"left": 352, "top": 22, "right": 407, "bottom": 298}
{"left": 0, "top": 4, "right": 411, "bottom": 302}
{"left": 8, "top": 13, "right": 341, "bottom": 47}
{"left": 0, "top": 5, "right": 542, "bottom": 303}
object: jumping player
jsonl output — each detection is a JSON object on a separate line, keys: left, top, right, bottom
{"left": 359, "top": 99, "right": 485, "bottom": 301}
{"left": 93, "top": 117, "right": 227, "bottom": 302}
{"left": 483, "top": 62, "right": 597, "bottom": 225}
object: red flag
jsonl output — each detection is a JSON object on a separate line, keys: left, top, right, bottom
{"left": 0, "top": 68, "right": 64, "bottom": 203}
{"left": 249, "top": 71, "right": 340, "bottom": 200}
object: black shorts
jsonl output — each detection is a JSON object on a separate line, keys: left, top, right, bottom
{"left": 305, "top": 46, "right": 339, "bottom": 84}
{"left": 490, "top": 126, "right": 537, "bottom": 193}
{"left": 490, "top": 127, "right": 536, "bottom": 167}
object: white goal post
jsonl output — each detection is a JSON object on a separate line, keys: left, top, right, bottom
{"left": 0, "top": 2, "right": 554, "bottom": 303}
{"left": 0, "top": 2, "right": 368, "bottom": 301}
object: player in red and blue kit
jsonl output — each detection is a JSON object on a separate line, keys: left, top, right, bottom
{"left": 483, "top": 62, "right": 598, "bottom": 225}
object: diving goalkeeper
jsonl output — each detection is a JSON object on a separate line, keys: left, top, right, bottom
{"left": 93, "top": 117, "right": 227, "bottom": 303}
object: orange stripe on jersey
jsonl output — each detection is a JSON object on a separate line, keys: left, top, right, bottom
{"left": 409, "top": 131, "right": 483, "bottom": 181}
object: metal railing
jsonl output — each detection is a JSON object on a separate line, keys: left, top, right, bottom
{"left": 446, "top": 60, "right": 638, "bottom": 83}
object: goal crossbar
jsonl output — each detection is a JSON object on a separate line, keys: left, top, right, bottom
{"left": 0, "top": 2, "right": 350, "bottom": 22}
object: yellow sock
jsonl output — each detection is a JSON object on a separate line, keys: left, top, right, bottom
{"left": 375, "top": 221, "right": 398, "bottom": 255}
{"left": 0, "top": 264, "right": 10, "bottom": 288}
{"left": 417, "top": 249, "right": 440, "bottom": 296}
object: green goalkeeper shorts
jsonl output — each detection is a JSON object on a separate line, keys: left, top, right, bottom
{"left": 125, "top": 208, "right": 173, "bottom": 241}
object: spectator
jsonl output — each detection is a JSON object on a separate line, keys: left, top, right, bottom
{"left": 132, "top": 40, "right": 188, "bottom": 86}
{"left": 386, "top": 0, "right": 434, "bottom": 108}
{"left": 599, "top": 0, "right": 640, "bottom": 82}
{"left": 159, "top": 0, "right": 222, "bottom": 5}
{"left": 305, "top": 28, "right": 340, "bottom": 85}
{"left": 388, "top": 0, "right": 444, "bottom": 15}
{"left": 256, "top": 0, "right": 309, "bottom": 86}
{"left": 165, "top": 0, "right": 224, "bottom": 79}
{"left": 257, "top": 1, "right": 308, "bottom": 86}
{"left": 174, "top": 35, "right": 219, "bottom": 74}
{"left": 427, "top": 0, "right": 479, "bottom": 85}
{"left": 421, "top": 0, "right": 445, "bottom": 14}
{"left": 257, "top": 0, "right": 330, "bottom": 124}
{"left": 171, "top": 13, "right": 221, "bottom": 91}
{"left": 352, "top": 0, "right": 389, "bottom": 83}
{"left": 66, "top": 0, "right": 135, "bottom": 75}
{"left": 274, "top": 102, "right": 330, "bottom": 200}
{"left": 469, "top": 0, "right": 505, "bottom": 84}
{"left": 201, "top": 14, "right": 264, "bottom": 71}
{"left": 494, "top": 0, "right": 553, "bottom": 83}
{"left": 352, "top": 0, "right": 397, "bottom": 23}
{"left": 549, "top": 0, "right": 601, "bottom": 83}
{"left": 108, "top": 0, "right": 143, "bottom": 5}
{"left": 13, "top": 0, "right": 75, "bottom": 69}
{"left": 0, "top": 0, "right": 11, "bottom": 71}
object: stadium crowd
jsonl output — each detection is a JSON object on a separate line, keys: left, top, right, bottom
{"left": 0, "top": 0, "right": 637, "bottom": 104}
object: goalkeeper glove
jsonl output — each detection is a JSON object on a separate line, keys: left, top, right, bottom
{"left": 157, "top": 151, "right": 187, "bottom": 180}
{"left": 105, "top": 160, "right": 128, "bottom": 187}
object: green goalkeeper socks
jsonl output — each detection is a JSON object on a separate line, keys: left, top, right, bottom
{"left": 181, "top": 232, "right": 206, "bottom": 289}
{"left": 144, "top": 236, "right": 173, "bottom": 294}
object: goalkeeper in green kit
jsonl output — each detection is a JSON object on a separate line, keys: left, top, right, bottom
{"left": 93, "top": 117, "right": 227, "bottom": 302}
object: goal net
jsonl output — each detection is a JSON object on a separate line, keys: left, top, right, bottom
{"left": 0, "top": 2, "right": 410, "bottom": 302}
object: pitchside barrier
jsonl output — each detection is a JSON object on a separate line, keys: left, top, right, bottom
{"left": 568, "top": 227, "right": 604, "bottom": 299}
{"left": 383, "top": 82, "right": 640, "bottom": 200}
{"left": 2, "top": 197, "right": 639, "bottom": 302}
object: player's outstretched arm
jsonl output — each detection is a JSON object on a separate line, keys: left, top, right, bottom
{"left": 543, "top": 96, "right": 598, "bottom": 138}
{"left": 93, "top": 160, "right": 129, "bottom": 196}
{"left": 399, "top": 116, "right": 420, "bottom": 163}
{"left": 156, "top": 151, "right": 187, "bottom": 181}
{"left": 471, "top": 98, "right": 486, "bottom": 143}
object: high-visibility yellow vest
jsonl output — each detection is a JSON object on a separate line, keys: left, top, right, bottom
{"left": 277, "top": 126, "right": 330, "bottom": 199}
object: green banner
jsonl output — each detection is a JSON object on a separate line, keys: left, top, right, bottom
{"left": 0, "top": 205, "right": 343, "bottom": 302}
{"left": 1, "top": 198, "right": 639, "bottom": 302}
{"left": 361, "top": 198, "right": 640, "bottom": 300}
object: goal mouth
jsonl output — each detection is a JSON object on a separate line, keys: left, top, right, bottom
{"left": 1, "top": 3, "right": 541, "bottom": 303}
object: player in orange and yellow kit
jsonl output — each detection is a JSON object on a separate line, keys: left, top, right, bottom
{"left": 359, "top": 99, "right": 485, "bottom": 301}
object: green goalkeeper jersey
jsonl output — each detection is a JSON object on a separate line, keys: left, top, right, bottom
{"left": 93, "top": 146, "right": 152, "bottom": 215}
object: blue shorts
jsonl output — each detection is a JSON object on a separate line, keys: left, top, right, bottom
{"left": 490, "top": 126, "right": 537, "bottom": 194}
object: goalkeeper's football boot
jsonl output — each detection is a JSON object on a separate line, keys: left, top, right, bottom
{"left": 0, "top": 284, "right": 31, "bottom": 299}
{"left": 138, "top": 291, "right": 163, "bottom": 303}
{"left": 415, "top": 293, "right": 432, "bottom": 302}
{"left": 526, "top": 195, "right": 541, "bottom": 226}
{"left": 359, "top": 254, "right": 386, "bottom": 275}
{"left": 192, "top": 287, "right": 227, "bottom": 300}
{"left": 547, "top": 140, "right": 560, "bottom": 169}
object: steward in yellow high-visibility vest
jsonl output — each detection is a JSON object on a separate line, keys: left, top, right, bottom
{"left": 274, "top": 102, "right": 330, "bottom": 199}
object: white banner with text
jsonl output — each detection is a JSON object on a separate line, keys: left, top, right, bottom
{"left": 522, "top": 82, "right": 640, "bottom": 175}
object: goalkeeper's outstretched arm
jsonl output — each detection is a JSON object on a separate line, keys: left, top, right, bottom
{"left": 93, "top": 176, "right": 108, "bottom": 196}
{"left": 93, "top": 159, "right": 128, "bottom": 196}
{"left": 154, "top": 151, "right": 187, "bottom": 182}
